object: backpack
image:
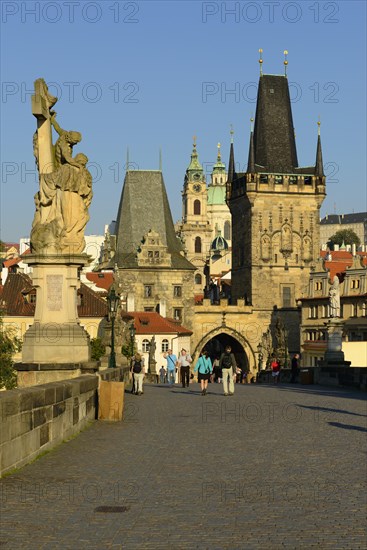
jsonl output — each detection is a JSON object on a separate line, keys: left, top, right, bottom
{"left": 222, "top": 353, "right": 232, "bottom": 368}
{"left": 133, "top": 360, "right": 142, "bottom": 373}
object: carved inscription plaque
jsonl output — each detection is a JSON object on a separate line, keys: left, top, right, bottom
{"left": 47, "top": 274, "right": 63, "bottom": 311}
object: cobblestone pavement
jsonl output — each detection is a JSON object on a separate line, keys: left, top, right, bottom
{"left": 1, "top": 382, "right": 366, "bottom": 549}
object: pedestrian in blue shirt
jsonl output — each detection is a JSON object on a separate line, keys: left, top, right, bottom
{"left": 163, "top": 349, "right": 177, "bottom": 386}
{"left": 194, "top": 349, "right": 213, "bottom": 396}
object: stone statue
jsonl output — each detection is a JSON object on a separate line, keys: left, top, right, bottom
{"left": 149, "top": 335, "right": 156, "bottom": 364}
{"left": 329, "top": 275, "right": 340, "bottom": 317}
{"left": 30, "top": 78, "right": 92, "bottom": 255}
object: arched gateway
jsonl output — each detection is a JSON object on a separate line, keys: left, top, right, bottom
{"left": 192, "top": 326, "right": 256, "bottom": 374}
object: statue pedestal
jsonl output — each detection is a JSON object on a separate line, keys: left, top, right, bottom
{"left": 146, "top": 360, "right": 158, "bottom": 383}
{"left": 17, "top": 254, "right": 93, "bottom": 386}
{"left": 319, "top": 318, "right": 351, "bottom": 368}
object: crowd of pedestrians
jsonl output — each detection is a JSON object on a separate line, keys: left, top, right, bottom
{"left": 130, "top": 346, "right": 301, "bottom": 395}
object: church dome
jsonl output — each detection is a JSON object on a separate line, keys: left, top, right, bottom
{"left": 211, "top": 234, "right": 229, "bottom": 252}
{"left": 207, "top": 185, "right": 226, "bottom": 205}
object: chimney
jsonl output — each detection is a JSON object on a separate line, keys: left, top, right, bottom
{"left": 352, "top": 244, "right": 356, "bottom": 256}
{"left": 334, "top": 244, "right": 339, "bottom": 251}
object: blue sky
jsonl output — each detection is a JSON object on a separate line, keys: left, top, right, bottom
{"left": 1, "top": 0, "right": 366, "bottom": 243}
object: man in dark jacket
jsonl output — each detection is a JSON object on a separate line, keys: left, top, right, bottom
{"left": 290, "top": 354, "right": 300, "bottom": 383}
{"left": 219, "top": 346, "right": 237, "bottom": 396}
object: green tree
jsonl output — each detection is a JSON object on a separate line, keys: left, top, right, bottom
{"left": 90, "top": 337, "right": 106, "bottom": 361}
{"left": 329, "top": 229, "right": 361, "bottom": 248}
{"left": 0, "top": 316, "right": 22, "bottom": 390}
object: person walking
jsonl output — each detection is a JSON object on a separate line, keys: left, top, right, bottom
{"left": 212, "top": 356, "right": 221, "bottom": 383}
{"left": 194, "top": 349, "right": 213, "bottom": 395}
{"left": 219, "top": 345, "right": 237, "bottom": 396}
{"left": 176, "top": 348, "right": 192, "bottom": 388}
{"left": 271, "top": 356, "right": 281, "bottom": 384}
{"left": 290, "top": 353, "right": 300, "bottom": 383}
{"left": 131, "top": 352, "right": 145, "bottom": 395}
{"left": 163, "top": 349, "right": 177, "bottom": 387}
{"left": 159, "top": 365, "right": 166, "bottom": 384}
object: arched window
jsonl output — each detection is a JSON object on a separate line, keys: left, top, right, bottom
{"left": 195, "top": 237, "right": 202, "bottom": 253}
{"left": 142, "top": 339, "right": 150, "bottom": 353}
{"left": 194, "top": 200, "right": 201, "bottom": 215}
{"left": 195, "top": 274, "right": 202, "bottom": 285}
{"left": 161, "top": 339, "right": 169, "bottom": 352}
{"left": 224, "top": 221, "right": 231, "bottom": 240}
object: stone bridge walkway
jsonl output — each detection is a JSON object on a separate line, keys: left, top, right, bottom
{"left": 1, "top": 382, "right": 366, "bottom": 549}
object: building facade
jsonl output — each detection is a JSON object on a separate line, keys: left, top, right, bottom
{"left": 300, "top": 251, "right": 367, "bottom": 366}
{"left": 319, "top": 212, "right": 367, "bottom": 247}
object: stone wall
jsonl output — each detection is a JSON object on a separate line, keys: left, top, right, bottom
{"left": 314, "top": 366, "right": 367, "bottom": 391}
{"left": 0, "top": 366, "right": 130, "bottom": 477}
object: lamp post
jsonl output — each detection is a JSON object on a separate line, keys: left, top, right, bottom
{"left": 107, "top": 285, "right": 119, "bottom": 368}
{"left": 129, "top": 322, "right": 136, "bottom": 358}
{"left": 257, "top": 343, "right": 263, "bottom": 372}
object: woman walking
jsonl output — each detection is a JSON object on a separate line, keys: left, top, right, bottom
{"left": 194, "top": 350, "right": 213, "bottom": 396}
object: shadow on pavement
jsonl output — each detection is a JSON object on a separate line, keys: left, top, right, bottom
{"left": 328, "top": 421, "right": 367, "bottom": 433}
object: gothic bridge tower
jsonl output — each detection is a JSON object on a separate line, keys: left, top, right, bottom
{"left": 227, "top": 53, "right": 326, "bottom": 349}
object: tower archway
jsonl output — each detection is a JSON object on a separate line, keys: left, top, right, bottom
{"left": 192, "top": 326, "right": 257, "bottom": 374}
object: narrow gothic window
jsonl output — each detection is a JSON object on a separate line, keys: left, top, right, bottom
{"left": 224, "top": 221, "right": 231, "bottom": 241}
{"left": 144, "top": 285, "right": 153, "bottom": 298}
{"left": 162, "top": 339, "right": 169, "bottom": 353}
{"left": 194, "top": 200, "right": 201, "bottom": 215}
{"left": 195, "top": 274, "right": 202, "bottom": 285}
{"left": 282, "top": 287, "right": 291, "bottom": 307}
{"left": 195, "top": 237, "right": 202, "bottom": 253}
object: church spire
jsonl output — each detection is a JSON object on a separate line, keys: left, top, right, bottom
{"left": 212, "top": 142, "right": 226, "bottom": 179}
{"left": 227, "top": 127, "right": 236, "bottom": 184}
{"left": 247, "top": 117, "right": 255, "bottom": 173}
{"left": 185, "top": 136, "right": 204, "bottom": 182}
{"left": 315, "top": 119, "right": 324, "bottom": 177}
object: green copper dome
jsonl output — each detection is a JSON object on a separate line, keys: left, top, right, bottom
{"left": 207, "top": 185, "right": 226, "bottom": 205}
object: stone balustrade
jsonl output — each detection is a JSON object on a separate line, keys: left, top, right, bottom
{"left": 0, "top": 365, "right": 130, "bottom": 477}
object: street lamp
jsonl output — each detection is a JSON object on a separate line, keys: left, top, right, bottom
{"left": 257, "top": 343, "right": 263, "bottom": 372}
{"left": 107, "top": 285, "right": 119, "bottom": 368}
{"left": 129, "top": 322, "right": 136, "bottom": 357}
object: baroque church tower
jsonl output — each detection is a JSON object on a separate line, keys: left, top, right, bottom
{"left": 176, "top": 138, "right": 213, "bottom": 291}
{"left": 227, "top": 54, "right": 326, "bottom": 336}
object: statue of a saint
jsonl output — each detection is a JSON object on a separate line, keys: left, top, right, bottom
{"left": 30, "top": 79, "right": 92, "bottom": 255}
{"left": 329, "top": 275, "right": 340, "bottom": 318}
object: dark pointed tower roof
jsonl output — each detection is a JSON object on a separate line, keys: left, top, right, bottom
{"left": 253, "top": 74, "right": 298, "bottom": 173}
{"left": 315, "top": 122, "right": 324, "bottom": 177}
{"left": 227, "top": 136, "right": 236, "bottom": 184}
{"left": 114, "top": 170, "right": 194, "bottom": 270}
{"left": 247, "top": 119, "right": 255, "bottom": 173}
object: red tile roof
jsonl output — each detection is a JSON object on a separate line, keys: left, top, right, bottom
{"left": 121, "top": 311, "right": 192, "bottom": 336}
{"left": 85, "top": 271, "right": 114, "bottom": 291}
{"left": 0, "top": 272, "right": 107, "bottom": 318}
{"left": 320, "top": 251, "right": 367, "bottom": 280}
{"left": 3, "top": 257, "right": 21, "bottom": 268}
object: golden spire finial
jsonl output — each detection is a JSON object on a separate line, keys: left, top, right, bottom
{"left": 250, "top": 115, "right": 254, "bottom": 132}
{"left": 259, "top": 48, "right": 263, "bottom": 76}
{"left": 193, "top": 135, "right": 197, "bottom": 147}
{"left": 217, "top": 142, "right": 221, "bottom": 161}
{"left": 317, "top": 116, "right": 321, "bottom": 136}
{"left": 284, "top": 50, "right": 288, "bottom": 76}
{"left": 230, "top": 124, "right": 234, "bottom": 143}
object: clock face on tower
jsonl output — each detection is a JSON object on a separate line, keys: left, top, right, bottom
{"left": 193, "top": 184, "right": 202, "bottom": 192}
